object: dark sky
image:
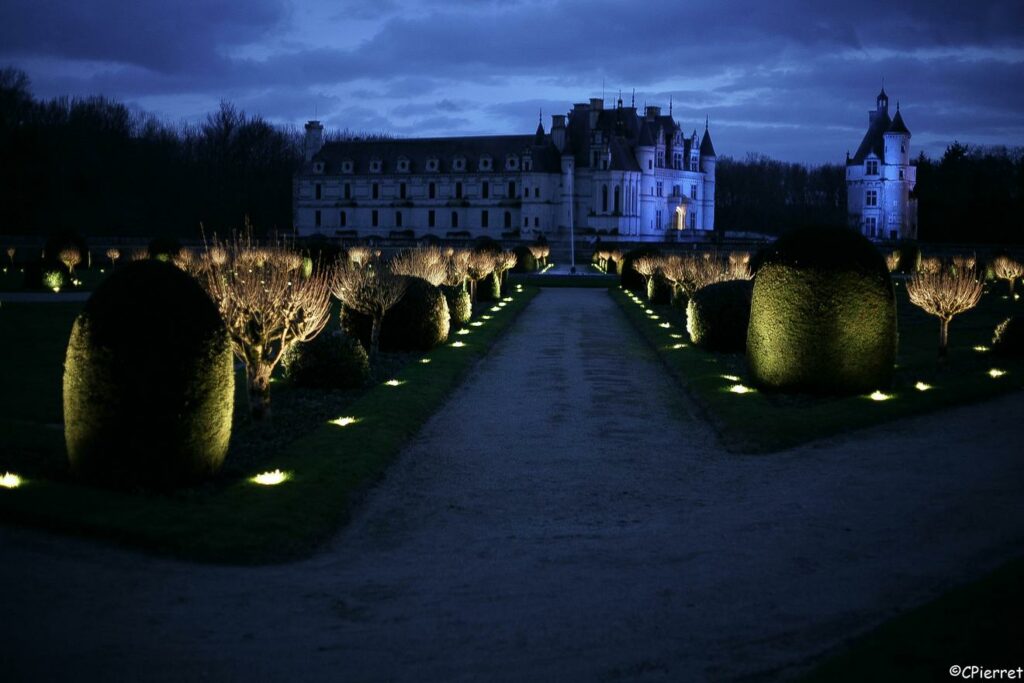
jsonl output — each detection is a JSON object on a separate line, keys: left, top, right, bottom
{"left": 2, "top": 0, "right": 1022, "bottom": 164}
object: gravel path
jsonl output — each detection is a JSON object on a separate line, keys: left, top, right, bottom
{"left": 3, "top": 288, "right": 1023, "bottom": 682}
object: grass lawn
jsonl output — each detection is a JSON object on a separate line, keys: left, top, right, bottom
{"left": 0, "top": 266, "right": 110, "bottom": 292}
{"left": 613, "top": 281, "right": 1024, "bottom": 453}
{"left": 509, "top": 272, "right": 618, "bottom": 288}
{"left": 799, "top": 557, "right": 1024, "bottom": 681}
{"left": 0, "top": 286, "right": 537, "bottom": 564}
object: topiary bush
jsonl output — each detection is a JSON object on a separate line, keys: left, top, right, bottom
{"left": 896, "top": 241, "right": 922, "bottom": 274}
{"left": 647, "top": 273, "right": 672, "bottom": 304}
{"left": 281, "top": 330, "right": 370, "bottom": 389}
{"left": 992, "top": 317, "right": 1024, "bottom": 356}
{"left": 444, "top": 286, "right": 472, "bottom": 326}
{"left": 63, "top": 260, "right": 234, "bottom": 489}
{"left": 342, "top": 276, "right": 450, "bottom": 352}
{"left": 620, "top": 247, "right": 661, "bottom": 294}
{"left": 687, "top": 280, "right": 754, "bottom": 353}
{"left": 747, "top": 226, "right": 897, "bottom": 394}
{"left": 512, "top": 245, "right": 538, "bottom": 272}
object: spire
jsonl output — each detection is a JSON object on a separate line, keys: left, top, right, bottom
{"left": 617, "top": 89, "right": 622, "bottom": 109}
{"left": 700, "top": 119, "right": 716, "bottom": 157}
{"left": 631, "top": 89, "right": 635, "bottom": 108}
{"left": 887, "top": 103, "right": 910, "bottom": 136}
{"left": 669, "top": 95, "right": 673, "bottom": 116}
{"left": 535, "top": 109, "right": 545, "bottom": 143}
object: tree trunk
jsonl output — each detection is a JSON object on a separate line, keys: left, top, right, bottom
{"left": 370, "top": 316, "right": 382, "bottom": 360}
{"left": 938, "top": 318, "right": 950, "bottom": 359}
{"left": 247, "top": 370, "right": 271, "bottom": 420}
{"left": 1010, "top": 278, "right": 1016, "bottom": 297}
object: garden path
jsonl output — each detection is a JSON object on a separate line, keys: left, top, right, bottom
{"left": 3, "top": 288, "right": 1024, "bottom": 681}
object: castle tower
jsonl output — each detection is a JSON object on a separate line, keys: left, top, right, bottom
{"left": 699, "top": 120, "right": 716, "bottom": 231}
{"left": 303, "top": 120, "right": 324, "bottom": 162}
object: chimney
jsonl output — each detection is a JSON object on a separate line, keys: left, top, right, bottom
{"left": 551, "top": 114, "right": 566, "bottom": 151}
{"left": 304, "top": 120, "right": 324, "bottom": 162}
{"left": 589, "top": 98, "right": 603, "bottom": 128}
{"left": 645, "top": 105, "right": 661, "bottom": 120}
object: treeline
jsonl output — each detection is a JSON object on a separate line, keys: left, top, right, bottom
{"left": 714, "top": 155, "right": 847, "bottom": 236}
{"left": 0, "top": 67, "right": 301, "bottom": 239}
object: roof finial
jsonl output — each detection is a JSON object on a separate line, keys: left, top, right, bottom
{"left": 538, "top": 108, "right": 543, "bottom": 125}
{"left": 705, "top": 115, "right": 709, "bottom": 130}
{"left": 669, "top": 95, "right": 672, "bottom": 116}
{"left": 896, "top": 100, "right": 900, "bottom": 111}
{"left": 631, "top": 89, "right": 635, "bottom": 108}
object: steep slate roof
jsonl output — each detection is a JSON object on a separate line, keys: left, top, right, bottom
{"left": 700, "top": 126, "right": 716, "bottom": 156}
{"left": 313, "top": 135, "right": 561, "bottom": 174}
{"left": 888, "top": 107, "right": 910, "bottom": 135}
{"left": 850, "top": 108, "right": 892, "bottom": 164}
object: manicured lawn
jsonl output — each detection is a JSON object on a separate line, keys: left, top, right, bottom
{"left": 0, "top": 266, "right": 110, "bottom": 292}
{"left": 0, "top": 287, "right": 537, "bottom": 563}
{"left": 509, "top": 272, "right": 618, "bottom": 288}
{"left": 799, "top": 557, "right": 1024, "bottom": 681}
{"left": 613, "top": 282, "right": 1024, "bottom": 453}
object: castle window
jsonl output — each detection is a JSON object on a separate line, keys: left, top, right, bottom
{"left": 315, "top": 183, "right": 322, "bottom": 200}
{"left": 656, "top": 151, "right": 665, "bottom": 167}
{"left": 480, "top": 156, "right": 492, "bottom": 171}
{"left": 455, "top": 182, "right": 463, "bottom": 199}
{"left": 370, "top": 160, "right": 382, "bottom": 173}
{"left": 504, "top": 211, "right": 512, "bottom": 229}
{"left": 508, "top": 181, "right": 516, "bottom": 198}
{"left": 341, "top": 160, "right": 353, "bottom": 174}
{"left": 481, "top": 210, "right": 489, "bottom": 228}
{"left": 866, "top": 160, "right": 878, "bottom": 175}
{"left": 400, "top": 183, "right": 407, "bottom": 199}
{"left": 344, "top": 183, "right": 351, "bottom": 200}
{"left": 505, "top": 155, "right": 519, "bottom": 170}
{"left": 372, "top": 210, "right": 379, "bottom": 227}
{"left": 427, "top": 158, "right": 439, "bottom": 172}
{"left": 453, "top": 157, "right": 465, "bottom": 172}
{"left": 690, "top": 184, "right": 697, "bottom": 199}
{"left": 656, "top": 181, "right": 663, "bottom": 197}
{"left": 428, "top": 210, "right": 435, "bottom": 228}
{"left": 451, "top": 211, "right": 459, "bottom": 228}
{"left": 901, "top": 143, "right": 906, "bottom": 153}
{"left": 865, "top": 189, "right": 878, "bottom": 207}
{"left": 315, "top": 210, "right": 321, "bottom": 227}
{"left": 648, "top": 160, "right": 653, "bottom": 170}
{"left": 614, "top": 186, "right": 621, "bottom": 213}
{"left": 534, "top": 187, "right": 540, "bottom": 198}
{"left": 523, "top": 159, "right": 532, "bottom": 171}
{"left": 482, "top": 182, "right": 489, "bottom": 199}
{"left": 656, "top": 210, "right": 662, "bottom": 229}
{"left": 524, "top": 216, "right": 529, "bottom": 227}
{"left": 865, "top": 216, "right": 877, "bottom": 237}
{"left": 673, "top": 153, "right": 682, "bottom": 169}
{"left": 534, "top": 217, "right": 539, "bottom": 227}
{"left": 313, "top": 162, "right": 324, "bottom": 174}
{"left": 372, "top": 183, "right": 380, "bottom": 200}
{"left": 395, "top": 211, "right": 402, "bottom": 227}
{"left": 429, "top": 182, "right": 436, "bottom": 199}
{"left": 899, "top": 169, "right": 905, "bottom": 180}
{"left": 602, "top": 185, "right": 608, "bottom": 213}
{"left": 340, "top": 211, "right": 346, "bottom": 227}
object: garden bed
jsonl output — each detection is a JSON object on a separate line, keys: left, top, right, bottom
{"left": 0, "top": 288, "right": 537, "bottom": 564}
{"left": 612, "top": 284, "right": 1024, "bottom": 453}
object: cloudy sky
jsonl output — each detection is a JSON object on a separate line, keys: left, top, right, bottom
{"left": 1, "top": 0, "right": 1022, "bottom": 163}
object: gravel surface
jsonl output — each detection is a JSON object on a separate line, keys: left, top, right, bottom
{"left": 2, "top": 288, "right": 1023, "bottom": 682}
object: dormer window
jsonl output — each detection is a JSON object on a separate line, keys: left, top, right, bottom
{"left": 340, "top": 160, "right": 354, "bottom": 174}
{"left": 369, "top": 159, "right": 382, "bottom": 173}
{"left": 397, "top": 157, "right": 410, "bottom": 173}
{"left": 453, "top": 156, "right": 466, "bottom": 172}
{"left": 426, "top": 158, "right": 439, "bottom": 172}
{"left": 505, "top": 155, "right": 519, "bottom": 170}
{"left": 866, "top": 159, "right": 879, "bottom": 175}
{"left": 313, "top": 162, "right": 325, "bottom": 174}
{"left": 479, "top": 156, "right": 492, "bottom": 171}
{"left": 523, "top": 158, "right": 532, "bottom": 171}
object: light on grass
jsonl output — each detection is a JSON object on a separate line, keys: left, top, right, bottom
{"left": 1, "top": 472, "right": 23, "bottom": 489}
{"left": 252, "top": 470, "right": 289, "bottom": 486}
{"left": 649, "top": 314, "right": 660, "bottom": 320}
{"left": 728, "top": 384, "right": 754, "bottom": 394}
{"left": 329, "top": 416, "right": 358, "bottom": 427}
{"left": 645, "top": 309, "right": 654, "bottom": 314}
{"left": 671, "top": 343, "right": 688, "bottom": 349}
{"left": 503, "top": 297, "right": 513, "bottom": 302}
{"left": 498, "top": 302, "right": 507, "bottom": 308}
{"left": 470, "top": 321, "right": 483, "bottom": 327}
{"left": 490, "top": 306, "right": 501, "bottom": 312}
{"left": 988, "top": 368, "right": 1007, "bottom": 378}
{"left": 973, "top": 345, "right": 990, "bottom": 353}
{"left": 915, "top": 381, "right": 932, "bottom": 391}
{"left": 385, "top": 379, "right": 405, "bottom": 387}
{"left": 451, "top": 341, "right": 466, "bottom": 348}
{"left": 868, "top": 390, "right": 892, "bottom": 401}
{"left": 482, "top": 315, "right": 493, "bottom": 320}
{"left": 721, "top": 374, "right": 741, "bottom": 382}
{"left": 419, "top": 358, "right": 432, "bottom": 364}
{"left": 456, "top": 328, "right": 470, "bottom": 335}
{"left": 670, "top": 333, "right": 683, "bottom": 339}
{"left": 659, "top": 322, "right": 671, "bottom": 329}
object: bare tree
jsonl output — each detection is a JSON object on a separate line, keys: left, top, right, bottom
{"left": 951, "top": 254, "right": 976, "bottom": 272}
{"left": 105, "top": 248, "right": 120, "bottom": 267}
{"left": 885, "top": 251, "right": 899, "bottom": 272}
{"left": 200, "top": 234, "right": 333, "bottom": 419}
{"left": 467, "top": 251, "right": 495, "bottom": 301}
{"left": 728, "top": 251, "right": 751, "bottom": 279}
{"left": 333, "top": 262, "right": 407, "bottom": 360}
{"left": 492, "top": 250, "right": 518, "bottom": 293}
{"left": 992, "top": 256, "right": 1023, "bottom": 296}
{"left": 920, "top": 256, "right": 942, "bottom": 274}
{"left": 347, "top": 246, "right": 373, "bottom": 268}
{"left": 390, "top": 247, "right": 446, "bottom": 286}
{"left": 907, "top": 268, "right": 984, "bottom": 358}
{"left": 59, "top": 248, "right": 81, "bottom": 274}
{"left": 632, "top": 255, "right": 659, "bottom": 296}
{"left": 444, "top": 248, "right": 472, "bottom": 290}
{"left": 130, "top": 248, "right": 149, "bottom": 262}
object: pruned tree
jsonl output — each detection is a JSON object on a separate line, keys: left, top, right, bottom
{"left": 130, "top": 248, "right": 149, "bottom": 262}
{"left": 885, "top": 251, "right": 899, "bottom": 272}
{"left": 444, "top": 248, "right": 472, "bottom": 290}
{"left": 333, "top": 262, "right": 407, "bottom": 360}
{"left": 347, "top": 246, "right": 373, "bottom": 268}
{"left": 992, "top": 256, "right": 1024, "bottom": 296}
{"left": 907, "top": 268, "right": 984, "bottom": 358}
{"left": 105, "top": 248, "right": 120, "bottom": 267}
{"left": 632, "top": 255, "right": 659, "bottom": 294}
{"left": 919, "top": 256, "right": 942, "bottom": 274}
{"left": 390, "top": 246, "right": 446, "bottom": 286}
{"left": 467, "top": 251, "right": 495, "bottom": 301}
{"left": 200, "top": 234, "right": 333, "bottom": 419}
{"left": 172, "top": 248, "right": 198, "bottom": 274}
{"left": 951, "top": 254, "right": 976, "bottom": 272}
{"left": 728, "top": 251, "right": 751, "bottom": 280}
{"left": 492, "top": 250, "right": 518, "bottom": 292}
{"left": 59, "top": 248, "right": 81, "bottom": 274}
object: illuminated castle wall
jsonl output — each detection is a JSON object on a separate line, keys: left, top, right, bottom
{"left": 293, "top": 97, "right": 716, "bottom": 240}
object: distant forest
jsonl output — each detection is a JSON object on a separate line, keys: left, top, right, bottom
{"left": 1, "top": 67, "right": 1022, "bottom": 243}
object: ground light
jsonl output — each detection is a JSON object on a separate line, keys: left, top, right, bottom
{"left": 974, "top": 345, "right": 989, "bottom": 353}
{"left": 721, "top": 374, "right": 741, "bottom": 382}
{"left": 868, "top": 390, "right": 892, "bottom": 401}
{"left": 419, "top": 358, "right": 432, "bottom": 364}
{"left": 649, "top": 314, "right": 660, "bottom": 320}
{"left": 482, "top": 315, "right": 493, "bottom": 320}
{"left": 1, "top": 472, "right": 23, "bottom": 489}
{"left": 645, "top": 309, "right": 654, "bottom": 314}
{"left": 659, "top": 322, "right": 671, "bottom": 329}
{"left": 503, "top": 297, "right": 513, "bottom": 302}
{"left": 451, "top": 341, "right": 466, "bottom": 348}
{"left": 385, "top": 379, "right": 405, "bottom": 387}
{"left": 915, "top": 381, "right": 932, "bottom": 391}
{"left": 670, "top": 333, "right": 683, "bottom": 339}
{"left": 470, "top": 321, "right": 483, "bottom": 327}
{"left": 670, "top": 343, "right": 687, "bottom": 349}
{"left": 728, "top": 384, "right": 754, "bottom": 394}
{"left": 251, "top": 470, "right": 289, "bottom": 486}
{"left": 329, "top": 416, "right": 358, "bottom": 427}
{"left": 490, "top": 306, "right": 501, "bottom": 312}
{"left": 456, "top": 329, "right": 470, "bottom": 335}
{"left": 988, "top": 368, "right": 1007, "bottom": 378}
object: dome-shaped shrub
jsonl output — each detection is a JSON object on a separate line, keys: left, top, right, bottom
{"left": 747, "top": 227, "right": 897, "bottom": 394}
{"left": 647, "top": 273, "right": 672, "bottom": 304}
{"left": 281, "top": 330, "right": 369, "bottom": 389}
{"left": 687, "top": 280, "right": 754, "bottom": 353}
{"left": 342, "top": 276, "right": 450, "bottom": 352}
{"left": 512, "top": 245, "right": 538, "bottom": 272}
{"left": 620, "top": 247, "right": 661, "bottom": 295}
{"left": 992, "top": 317, "right": 1024, "bottom": 356}
{"left": 444, "top": 287, "right": 472, "bottom": 326}
{"left": 896, "top": 241, "right": 922, "bottom": 274}
{"left": 63, "top": 260, "right": 234, "bottom": 488}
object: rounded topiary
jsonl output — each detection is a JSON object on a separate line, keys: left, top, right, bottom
{"left": 687, "top": 280, "right": 754, "bottom": 353}
{"left": 647, "top": 273, "right": 672, "bottom": 304}
{"left": 445, "top": 287, "right": 472, "bottom": 326}
{"left": 63, "top": 260, "right": 234, "bottom": 488}
{"left": 342, "top": 276, "right": 450, "bottom": 352}
{"left": 513, "top": 245, "right": 538, "bottom": 272}
{"left": 281, "top": 330, "right": 369, "bottom": 389}
{"left": 747, "top": 226, "right": 897, "bottom": 394}
{"left": 992, "top": 317, "right": 1024, "bottom": 356}
{"left": 896, "top": 241, "right": 921, "bottom": 274}
{"left": 620, "top": 247, "right": 661, "bottom": 294}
